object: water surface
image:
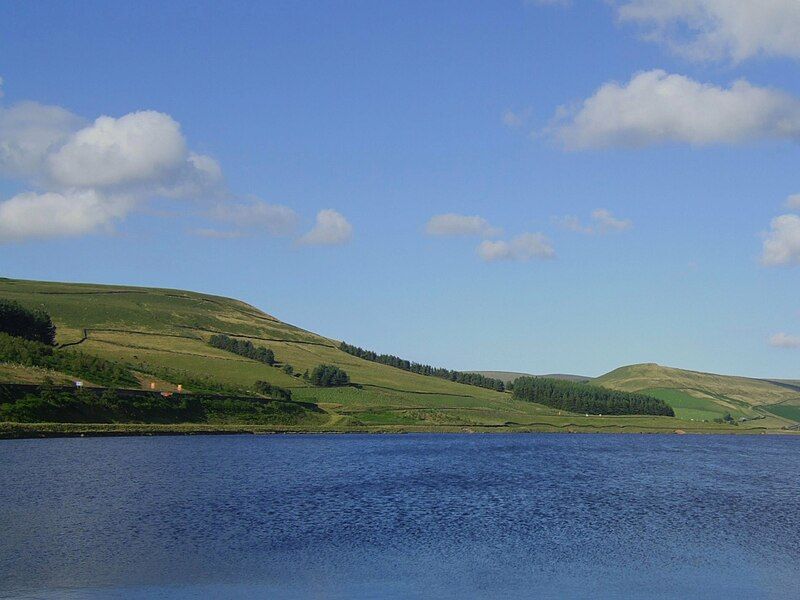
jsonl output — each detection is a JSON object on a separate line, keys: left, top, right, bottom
{"left": 1, "top": 433, "right": 798, "bottom": 598}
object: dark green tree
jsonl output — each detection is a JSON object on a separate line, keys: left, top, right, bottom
{"left": 309, "top": 364, "right": 350, "bottom": 387}
{"left": 0, "top": 300, "right": 56, "bottom": 345}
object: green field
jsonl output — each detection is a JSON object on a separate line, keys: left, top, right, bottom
{"left": 0, "top": 277, "right": 797, "bottom": 436}
{"left": 642, "top": 388, "right": 746, "bottom": 421}
{"left": 762, "top": 404, "right": 800, "bottom": 423}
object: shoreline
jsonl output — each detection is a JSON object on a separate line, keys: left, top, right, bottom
{"left": 2, "top": 421, "right": 796, "bottom": 439}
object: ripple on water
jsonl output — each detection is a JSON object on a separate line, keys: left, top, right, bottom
{"left": 0, "top": 433, "right": 799, "bottom": 599}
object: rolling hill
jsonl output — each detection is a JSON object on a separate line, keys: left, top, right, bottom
{"left": 594, "top": 363, "right": 800, "bottom": 423}
{"left": 0, "top": 278, "right": 796, "bottom": 434}
{"left": 0, "top": 278, "right": 563, "bottom": 430}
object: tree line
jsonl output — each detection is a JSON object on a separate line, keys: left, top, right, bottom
{"left": 339, "top": 342, "right": 505, "bottom": 391}
{"left": 0, "top": 299, "right": 56, "bottom": 345}
{"left": 209, "top": 334, "right": 275, "bottom": 365}
{"left": 511, "top": 376, "right": 674, "bottom": 416}
{"left": 0, "top": 381, "right": 314, "bottom": 425}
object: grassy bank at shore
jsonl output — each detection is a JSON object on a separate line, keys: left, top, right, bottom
{"left": 2, "top": 417, "right": 795, "bottom": 439}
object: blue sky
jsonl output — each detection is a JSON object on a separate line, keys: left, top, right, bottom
{"left": 1, "top": 0, "right": 799, "bottom": 378}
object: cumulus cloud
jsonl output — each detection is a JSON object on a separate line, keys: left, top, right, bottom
{"left": 762, "top": 214, "right": 800, "bottom": 266}
{"left": 0, "top": 90, "right": 235, "bottom": 242}
{"left": 477, "top": 233, "right": 555, "bottom": 262}
{"left": 555, "top": 208, "right": 632, "bottom": 234}
{"left": 298, "top": 209, "right": 353, "bottom": 246}
{"left": 615, "top": 0, "right": 800, "bottom": 62}
{"left": 769, "top": 332, "right": 800, "bottom": 349}
{"left": 553, "top": 70, "right": 800, "bottom": 150}
{"left": 47, "top": 111, "right": 188, "bottom": 188}
{"left": 0, "top": 190, "right": 132, "bottom": 242}
{"left": 425, "top": 213, "right": 502, "bottom": 237}
{"left": 210, "top": 200, "right": 299, "bottom": 236}
{"left": 0, "top": 101, "right": 84, "bottom": 178}
{"left": 786, "top": 194, "right": 800, "bottom": 210}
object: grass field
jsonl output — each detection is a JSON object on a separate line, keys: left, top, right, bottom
{"left": 642, "top": 388, "right": 746, "bottom": 421}
{"left": 762, "top": 404, "right": 800, "bottom": 423}
{"left": 0, "top": 277, "right": 797, "bottom": 434}
{"left": 0, "top": 414, "right": 788, "bottom": 439}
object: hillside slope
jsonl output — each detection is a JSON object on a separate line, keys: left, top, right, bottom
{"left": 0, "top": 278, "right": 562, "bottom": 428}
{"left": 595, "top": 363, "right": 800, "bottom": 422}
{"left": 1, "top": 278, "right": 794, "bottom": 433}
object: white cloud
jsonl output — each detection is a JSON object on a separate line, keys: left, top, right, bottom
{"left": 0, "top": 98, "right": 233, "bottom": 241}
{"left": 0, "top": 76, "right": 4, "bottom": 99}
{"left": 0, "top": 101, "right": 84, "bottom": 178}
{"left": 786, "top": 194, "right": 800, "bottom": 210}
{"left": 425, "top": 213, "right": 502, "bottom": 237}
{"left": 762, "top": 214, "right": 800, "bottom": 266}
{"left": 477, "top": 233, "right": 555, "bottom": 262}
{"left": 616, "top": 0, "right": 800, "bottom": 62}
{"left": 158, "top": 152, "right": 224, "bottom": 199}
{"left": 555, "top": 208, "right": 632, "bottom": 234}
{"left": 769, "top": 332, "right": 800, "bottom": 349}
{"left": 553, "top": 70, "right": 800, "bottom": 149}
{"left": 0, "top": 190, "right": 132, "bottom": 242}
{"left": 210, "top": 200, "right": 298, "bottom": 236}
{"left": 48, "top": 111, "right": 188, "bottom": 188}
{"left": 298, "top": 209, "right": 353, "bottom": 246}
{"left": 591, "top": 208, "right": 632, "bottom": 232}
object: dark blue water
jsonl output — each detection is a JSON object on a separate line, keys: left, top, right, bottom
{"left": 1, "top": 434, "right": 799, "bottom": 599}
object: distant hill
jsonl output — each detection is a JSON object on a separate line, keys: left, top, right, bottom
{"left": 0, "top": 278, "right": 795, "bottom": 432}
{"left": 467, "top": 371, "right": 591, "bottom": 384}
{"left": 594, "top": 363, "right": 800, "bottom": 423}
{"left": 540, "top": 374, "right": 593, "bottom": 383}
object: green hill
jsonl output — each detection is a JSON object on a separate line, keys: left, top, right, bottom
{"left": 0, "top": 278, "right": 562, "bottom": 430}
{"left": 0, "top": 278, "right": 795, "bottom": 435}
{"left": 594, "top": 363, "right": 800, "bottom": 423}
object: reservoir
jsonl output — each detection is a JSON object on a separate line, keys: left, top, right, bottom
{"left": 1, "top": 433, "right": 798, "bottom": 599}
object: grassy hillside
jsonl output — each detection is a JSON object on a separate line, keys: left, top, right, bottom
{"left": 0, "top": 278, "right": 795, "bottom": 434}
{"left": 0, "top": 278, "right": 564, "bottom": 429}
{"left": 595, "top": 363, "right": 800, "bottom": 424}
